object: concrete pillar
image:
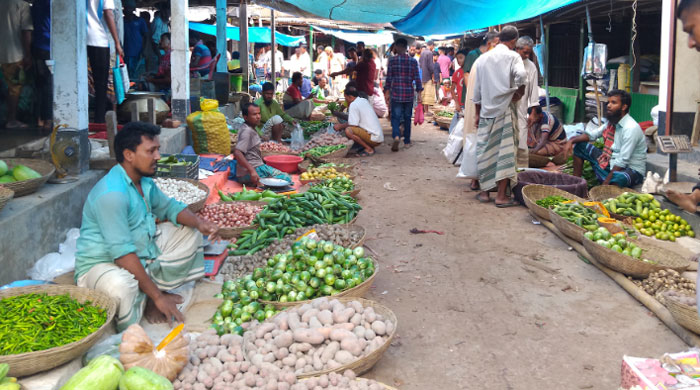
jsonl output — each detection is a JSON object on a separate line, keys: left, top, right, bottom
{"left": 270, "top": 10, "right": 276, "bottom": 80}
{"left": 216, "top": 0, "right": 227, "bottom": 73}
{"left": 52, "top": 0, "right": 88, "bottom": 129}
{"left": 171, "top": 0, "right": 190, "bottom": 122}
{"left": 239, "top": 1, "right": 249, "bottom": 91}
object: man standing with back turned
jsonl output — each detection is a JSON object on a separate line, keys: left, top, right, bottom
{"left": 473, "top": 26, "right": 526, "bottom": 207}
{"left": 384, "top": 38, "right": 422, "bottom": 152}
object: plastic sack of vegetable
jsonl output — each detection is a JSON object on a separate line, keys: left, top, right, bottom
{"left": 290, "top": 123, "right": 305, "bottom": 151}
{"left": 186, "top": 98, "right": 231, "bottom": 155}
{"left": 443, "top": 116, "right": 464, "bottom": 166}
{"left": 456, "top": 132, "right": 478, "bottom": 179}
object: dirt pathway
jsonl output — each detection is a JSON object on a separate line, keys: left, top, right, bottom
{"left": 352, "top": 119, "right": 686, "bottom": 389}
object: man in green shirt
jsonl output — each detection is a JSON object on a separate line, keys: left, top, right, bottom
{"left": 253, "top": 82, "right": 296, "bottom": 142}
{"left": 75, "top": 122, "right": 220, "bottom": 331}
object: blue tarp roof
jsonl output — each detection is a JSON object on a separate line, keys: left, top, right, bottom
{"left": 281, "top": 0, "right": 581, "bottom": 36}
{"left": 189, "top": 22, "right": 307, "bottom": 46}
{"left": 312, "top": 26, "right": 396, "bottom": 46}
{"left": 392, "top": 0, "right": 581, "bottom": 35}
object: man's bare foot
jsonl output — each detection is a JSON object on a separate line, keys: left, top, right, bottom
{"left": 145, "top": 292, "right": 184, "bottom": 324}
{"left": 667, "top": 190, "right": 698, "bottom": 213}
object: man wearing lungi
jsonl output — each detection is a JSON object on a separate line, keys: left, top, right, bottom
{"left": 472, "top": 26, "right": 527, "bottom": 207}
{"left": 75, "top": 122, "right": 220, "bottom": 331}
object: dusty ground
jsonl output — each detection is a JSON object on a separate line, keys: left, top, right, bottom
{"left": 348, "top": 117, "right": 687, "bottom": 389}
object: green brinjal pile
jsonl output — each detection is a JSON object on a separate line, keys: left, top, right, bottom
{"left": 0, "top": 293, "right": 107, "bottom": 355}
{"left": 230, "top": 187, "right": 361, "bottom": 256}
{"left": 552, "top": 202, "right": 602, "bottom": 231}
{"left": 213, "top": 237, "right": 375, "bottom": 335}
{"left": 311, "top": 177, "right": 355, "bottom": 193}
{"left": 603, "top": 192, "right": 695, "bottom": 240}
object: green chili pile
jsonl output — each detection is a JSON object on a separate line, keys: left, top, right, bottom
{"left": 535, "top": 195, "right": 570, "bottom": 209}
{"left": 0, "top": 293, "right": 107, "bottom": 355}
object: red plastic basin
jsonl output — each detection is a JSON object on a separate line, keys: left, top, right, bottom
{"left": 263, "top": 154, "right": 303, "bottom": 173}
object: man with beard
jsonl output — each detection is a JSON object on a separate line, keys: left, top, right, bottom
{"left": 75, "top": 122, "right": 220, "bottom": 331}
{"left": 254, "top": 82, "right": 296, "bottom": 142}
{"left": 568, "top": 90, "right": 646, "bottom": 187}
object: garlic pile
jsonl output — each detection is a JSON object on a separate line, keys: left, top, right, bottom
{"left": 155, "top": 178, "right": 207, "bottom": 205}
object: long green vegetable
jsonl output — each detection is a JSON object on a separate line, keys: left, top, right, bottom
{"left": 535, "top": 195, "right": 569, "bottom": 209}
{"left": 230, "top": 187, "right": 361, "bottom": 256}
{"left": 0, "top": 293, "right": 107, "bottom": 355}
{"left": 302, "top": 145, "right": 346, "bottom": 158}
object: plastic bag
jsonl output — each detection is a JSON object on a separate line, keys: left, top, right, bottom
{"left": 581, "top": 42, "right": 608, "bottom": 80}
{"left": 443, "top": 116, "right": 465, "bottom": 166}
{"left": 414, "top": 103, "right": 424, "bottom": 125}
{"left": 456, "top": 132, "right": 478, "bottom": 179}
{"left": 112, "top": 56, "right": 127, "bottom": 104}
{"left": 291, "top": 124, "right": 305, "bottom": 151}
{"left": 186, "top": 98, "right": 231, "bottom": 155}
{"left": 28, "top": 228, "right": 80, "bottom": 281}
{"left": 325, "top": 123, "right": 337, "bottom": 135}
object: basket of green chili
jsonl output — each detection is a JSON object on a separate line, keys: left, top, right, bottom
{"left": 0, "top": 285, "right": 117, "bottom": 377}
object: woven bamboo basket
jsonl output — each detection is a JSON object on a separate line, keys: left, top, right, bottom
{"left": 319, "top": 145, "right": 351, "bottom": 159}
{"left": 589, "top": 185, "right": 639, "bottom": 202}
{"left": 174, "top": 178, "right": 210, "bottom": 213}
{"left": 522, "top": 184, "right": 588, "bottom": 222}
{"left": 298, "top": 159, "right": 356, "bottom": 174}
{"left": 244, "top": 297, "right": 396, "bottom": 378}
{"left": 300, "top": 174, "right": 356, "bottom": 186}
{"left": 0, "top": 186, "right": 14, "bottom": 213}
{"left": 581, "top": 236, "right": 690, "bottom": 278}
{"left": 548, "top": 208, "right": 589, "bottom": 243}
{"left": 666, "top": 297, "right": 700, "bottom": 335}
{"left": 300, "top": 378, "right": 397, "bottom": 390}
{"left": 2, "top": 158, "right": 55, "bottom": 197}
{"left": 347, "top": 186, "right": 361, "bottom": 198}
{"left": 259, "top": 257, "right": 378, "bottom": 309}
{"left": 528, "top": 153, "right": 551, "bottom": 168}
{"left": 0, "top": 285, "right": 117, "bottom": 377}
{"left": 435, "top": 116, "right": 452, "bottom": 129}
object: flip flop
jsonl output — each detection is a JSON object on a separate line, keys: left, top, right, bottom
{"left": 470, "top": 183, "right": 480, "bottom": 191}
{"left": 356, "top": 150, "right": 374, "bottom": 157}
{"left": 495, "top": 200, "right": 520, "bottom": 208}
{"left": 476, "top": 193, "right": 490, "bottom": 203}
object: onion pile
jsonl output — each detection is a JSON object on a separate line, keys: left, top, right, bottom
{"left": 197, "top": 203, "right": 265, "bottom": 228}
{"left": 260, "top": 142, "right": 292, "bottom": 153}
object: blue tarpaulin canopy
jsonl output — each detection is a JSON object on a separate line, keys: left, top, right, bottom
{"left": 189, "top": 22, "right": 307, "bottom": 46}
{"left": 312, "top": 26, "right": 396, "bottom": 46}
{"left": 280, "top": 0, "right": 581, "bottom": 36}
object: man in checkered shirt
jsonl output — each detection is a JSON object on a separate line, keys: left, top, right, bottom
{"left": 384, "top": 38, "right": 423, "bottom": 152}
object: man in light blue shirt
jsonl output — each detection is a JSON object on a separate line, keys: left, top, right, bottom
{"left": 75, "top": 122, "right": 220, "bottom": 331}
{"left": 568, "top": 89, "right": 647, "bottom": 187}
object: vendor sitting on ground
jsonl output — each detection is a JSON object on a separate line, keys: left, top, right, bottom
{"left": 74, "top": 122, "right": 220, "bottom": 331}
{"left": 333, "top": 88, "right": 383, "bottom": 157}
{"left": 254, "top": 82, "right": 296, "bottom": 142}
{"left": 283, "top": 72, "right": 315, "bottom": 120}
{"left": 234, "top": 103, "right": 292, "bottom": 186}
{"left": 310, "top": 76, "right": 331, "bottom": 102}
{"left": 567, "top": 89, "right": 647, "bottom": 187}
{"left": 526, "top": 105, "right": 567, "bottom": 157}
{"left": 144, "top": 33, "right": 171, "bottom": 93}
{"left": 437, "top": 78, "right": 452, "bottom": 106}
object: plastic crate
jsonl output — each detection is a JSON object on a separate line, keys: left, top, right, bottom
{"left": 204, "top": 250, "right": 227, "bottom": 277}
{"left": 155, "top": 154, "right": 199, "bottom": 179}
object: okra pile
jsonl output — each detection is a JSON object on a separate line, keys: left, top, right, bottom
{"left": 0, "top": 293, "right": 107, "bottom": 355}
{"left": 231, "top": 187, "right": 361, "bottom": 256}
{"left": 552, "top": 202, "right": 602, "bottom": 231}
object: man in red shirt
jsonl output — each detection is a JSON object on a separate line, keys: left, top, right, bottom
{"left": 282, "top": 72, "right": 314, "bottom": 119}
{"left": 354, "top": 49, "right": 376, "bottom": 99}
{"left": 450, "top": 50, "right": 467, "bottom": 112}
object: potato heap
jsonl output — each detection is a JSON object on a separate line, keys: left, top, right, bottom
{"left": 629, "top": 269, "right": 696, "bottom": 305}
{"left": 293, "top": 371, "right": 387, "bottom": 390}
{"left": 245, "top": 298, "right": 393, "bottom": 375}
{"left": 174, "top": 329, "right": 297, "bottom": 390}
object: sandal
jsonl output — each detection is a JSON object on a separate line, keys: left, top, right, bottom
{"left": 476, "top": 193, "right": 490, "bottom": 203}
{"left": 391, "top": 138, "right": 399, "bottom": 152}
{"left": 495, "top": 199, "right": 520, "bottom": 208}
{"left": 470, "top": 182, "right": 480, "bottom": 191}
{"left": 356, "top": 150, "right": 375, "bottom": 157}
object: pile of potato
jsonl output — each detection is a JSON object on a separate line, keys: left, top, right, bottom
{"left": 220, "top": 225, "right": 365, "bottom": 280}
{"left": 629, "top": 269, "right": 696, "bottom": 301}
{"left": 293, "top": 372, "right": 387, "bottom": 390}
{"left": 245, "top": 298, "right": 393, "bottom": 375}
{"left": 174, "top": 329, "right": 298, "bottom": 390}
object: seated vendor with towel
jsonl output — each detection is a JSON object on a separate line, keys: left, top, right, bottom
{"left": 75, "top": 122, "right": 220, "bottom": 331}
{"left": 254, "top": 82, "right": 297, "bottom": 142}
{"left": 234, "top": 102, "right": 292, "bottom": 187}
{"left": 568, "top": 89, "right": 647, "bottom": 187}
{"left": 283, "top": 72, "right": 315, "bottom": 120}
{"left": 526, "top": 105, "right": 567, "bottom": 159}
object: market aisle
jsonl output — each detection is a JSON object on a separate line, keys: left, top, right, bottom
{"left": 352, "top": 119, "right": 687, "bottom": 389}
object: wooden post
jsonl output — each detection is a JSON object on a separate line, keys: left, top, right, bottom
{"left": 691, "top": 100, "right": 700, "bottom": 146}
{"left": 239, "top": 0, "right": 249, "bottom": 92}
{"left": 309, "top": 26, "right": 314, "bottom": 74}
{"left": 147, "top": 98, "right": 157, "bottom": 124}
{"left": 271, "top": 10, "right": 276, "bottom": 84}
{"left": 131, "top": 102, "right": 139, "bottom": 122}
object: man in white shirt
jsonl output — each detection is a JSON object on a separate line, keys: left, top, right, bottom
{"left": 0, "top": 0, "right": 33, "bottom": 128}
{"left": 472, "top": 26, "right": 527, "bottom": 207}
{"left": 289, "top": 44, "right": 311, "bottom": 77}
{"left": 514, "top": 36, "right": 541, "bottom": 169}
{"left": 333, "top": 88, "right": 383, "bottom": 157}
{"left": 262, "top": 44, "right": 284, "bottom": 78}
{"left": 87, "top": 0, "right": 124, "bottom": 124}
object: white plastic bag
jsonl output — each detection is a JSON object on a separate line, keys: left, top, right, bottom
{"left": 290, "top": 123, "right": 305, "bottom": 151}
{"left": 443, "top": 117, "right": 464, "bottom": 166}
{"left": 456, "top": 132, "right": 478, "bottom": 179}
{"left": 28, "top": 228, "right": 80, "bottom": 281}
